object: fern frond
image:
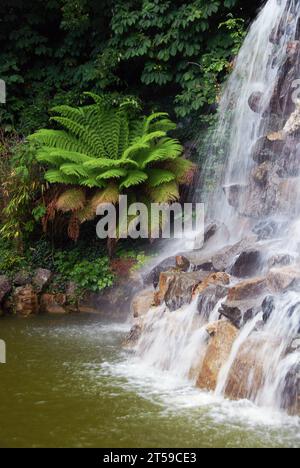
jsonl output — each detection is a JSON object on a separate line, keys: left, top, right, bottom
{"left": 146, "top": 169, "right": 175, "bottom": 187}
{"left": 60, "top": 163, "right": 90, "bottom": 178}
{"left": 120, "top": 170, "right": 148, "bottom": 189}
{"left": 96, "top": 168, "right": 127, "bottom": 180}
{"left": 56, "top": 188, "right": 86, "bottom": 213}
{"left": 165, "top": 158, "right": 197, "bottom": 184}
{"left": 44, "top": 169, "right": 78, "bottom": 185}
{"left": 147, "top": 181, "right": 179, "bottom": 203}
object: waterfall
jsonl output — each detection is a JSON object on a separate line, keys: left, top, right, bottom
{"left": 129, "top": 0, "right": 300, "bottom": 418}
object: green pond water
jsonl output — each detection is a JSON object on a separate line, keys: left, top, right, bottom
{"left": 0, "top": 314, "right": 299, "bottom": 448}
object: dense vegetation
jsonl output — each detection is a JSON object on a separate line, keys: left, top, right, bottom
{"left": 0, "top": 0, "right": 261, "bottom": 296}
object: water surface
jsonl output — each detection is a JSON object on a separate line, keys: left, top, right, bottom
{"left": 0, "top": 315, "right": 298, "bottom": 448}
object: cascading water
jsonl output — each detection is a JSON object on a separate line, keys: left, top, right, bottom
{"left": 127, "top": 0, "right": 300, "bottom": 420}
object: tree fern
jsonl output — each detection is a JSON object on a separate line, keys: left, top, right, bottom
{"left": 30, "top": 93, "right": 196, "bottom": 243}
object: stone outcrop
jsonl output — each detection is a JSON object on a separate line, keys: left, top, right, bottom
{"left": 13, "top": 285, "right": 39, "bottom": 317}
{"left": 196, "top": 320, "right": 239, "bottom": 391}
{"left": 32, "top": 268, "right": 52, "bottom": 292}
{"left": 40, "top": 293, "right": 67, "bottom": 314}
{"left": 131, "top": 289, "right": 154, "bottom": 318}
{"left": 0, "top": 275, "right": 11, "bottom": 303}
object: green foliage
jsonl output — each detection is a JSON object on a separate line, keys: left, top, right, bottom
{"left": 53, "top": 250, "right": 115, "bottom": 293}
{"left": 0, "top": 136, "right": 46, "bottom": 245}
{"left": 0, "top": 1, "right": 260, "bottom": 134}
{"left": 0, "top": 239, "right": 26, "bottom": 275}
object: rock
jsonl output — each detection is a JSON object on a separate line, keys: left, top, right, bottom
{"left": 13, "top": 270, "right": 31, "bottom": 287}
{"left": 0, "top": 275, "right": 11, "bottom": 303}
{"left": 131, "top": 289, "right": 154, "bottom": 318}
{"left": 196, "top": 320, "right": 239, "bottom": 392}
{"left": 252, "top": 218, "right": 287, "bottom": 240}
{"left": 224, "top": 335, "right": 278, "bottom": 401}
{"left": 287, "top": 336, "right": 300, "bottom": 353}
{"left": 252, "top": 135, "right": 286, "bottom": 164}
{"left": 219, "top": 298, "right": 261, "bottom": 328}
{"left": 13, "top": 285, "right": 39, "bottom": 317}
{"left": 143, "top": 257, "right": 177, "bottom": 288}
{"left": 32, "top": 268, "right": 52, "bottom": 292}
{"left": 267, "top": 266, "right": 300, "bottom": 293}
{"left": 123, "top": 322, "right": 143, "bottom": 348}
{"left": 40, "top": 293, "right": 67, "bottom": 314}
{"left": 262, "top": 295, "right": 276, "bottom": 323}
{"left": 268, "top": 254, "right": 293, "bottom": 268}
{"left": 281, "top": 362, "right": 300, "bottom": 416}
{"left": 229, "top": 249, "right": 263, "bottom": 278}
{"left": 248, "top": 91, "right": 263, "bottom": 113}
{"left": 197, "top": 284, "right": 228, "bottom": 319}
{"left": 252, "top": 162, "right": 272, "bottom": 187}
{"left": 193, "top": 272, "right": 230, "bottom": 298}
{"left": 223, "top": 184, "right": 247, "bottom": 210}
{"left": 227, "top": 277, "right": 269, "bottom": 302}
{"left": 162, "top": 271, "right": 209, "bottom": 311}
{"left": 204, "top": 222, "right": 218, "bottom": 243}
{"left": 175, "top": 255, "right": 190, "bottom": 271}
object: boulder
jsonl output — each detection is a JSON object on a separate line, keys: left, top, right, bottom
{"left": 267, "top": 266, "right": 300, "bottom": 292}
{"left": 143, "top": 257, "right": 177, "bottom": 288}
{"left": 162, "top": 271, "right": 209, "bottom": 311}
{"left": 196, "top": 320, "right": 239, "bottom": 392}
{"left": 224, "top": 335, "right": 277, "bottom": 401}
{"left": 280, "top": 362, "right": 300, "bottom": 416}
{"left": 123, "top": 322, "right": 143, "bottom": 348}
{"left": 32, "top": 268, "right": 52, "bottom": 292}
{"left": 197, "top": 284, "right": 228, "bottom": 319}
{"left": 287, "top": 336, "right": 300, "bottom": 353}
{"left": 267, "top": 254, "right": 293, "bottom": 269}
{"left": 13, "top": 270, "right": 31, "bottom": 287}
{"left": 40, "top": 293, "right": 67, "bottom": 314}
{"left": 0, "top": 275, "right": 11, "bottom": 303}
{"left": 131, "top": 289, "right": 154, "bottom": 318}
{"left": 13, "top": 285, "right": 39, "bottom": 317}
{"left": 219, "top": 298, "right": 261, "bottom": 328}
{"left": 229, "top": 249, "right": 263, "bottom": 278}
{"left": 252, "top": 135, "right": 286, "bottom": 164}
{"left": 193, "top": 272, "right": 230, "bottom": 298}
{"left": 251, "top": 162, "right": 272, "bottom": 187}
{"left": 227, "top": 277, "right": 269, "bottom": 302}
{"left": 248, "top": 91, "right": 263, "bottom": 113}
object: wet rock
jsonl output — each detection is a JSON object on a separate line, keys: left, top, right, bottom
{"left": 248, "top": 91, "right": 263, "bottom": 113}
{"left": 123, "top": 322, "right": 143, "bottom": 348}
{"left": 252, "top": 162, "right": 272, "bottom": 187}
{"left": 224, "top": 335, "right": 279, "bottom": 401}
{"left": 223, "top": 184, "right": 247, "bottom": 210}
{"left": 252, "top": 218, "right": 286, "bottom": 240}
{"left": 163, "top": 271, "right": 209, "bottom": 312}
{"left": 281, "top": 363, "right": 300, "bottom": 416}
{"left": 131, "top": 289, "right": 154, "bottom": 318}
{"left": 267, "top": 266, "right": 300, "bottom": 293}
{"left": 197, "top": 284, "right": 228, "bottom": 319}
{"left": 287, "top": 336, "right": 300, "bottom": 353}
{"left": 219, "top": 298, "right": 261, "bottom": 328}
{"left": 268, "top": 253, "right": 293, "bottom": 269}
{"left": 193, "top": 272, "right": 230, "bottom": 298}
{"left": 196, "top": 320, "right": 239, "bottom": 392}
{"left": 0, "top": 275, "right": 11, "bottom": 303}
{"left": 143, "top": 257, "right": 177, "bottom": 288}
{"left": 32, "top": 268, "right": 52, "bottom": 292}
{"left": 175, "top": 255, "right": 190, "bottom": 271}
{"left": 204, "top": 222, "right": 218, "bottom": 243}
{"left": 252, "top": 135, "right": 286, "bottom": 164}
{"left": 229, "top": 249, "right": 263, "bottom": 278}
{"left": 13, "top": 285, "right": 39, "bottom": 317}
{"left": 13, "top": 270, "right": 31, "bottom": 287}
{"left": 262, "top": 295, "right": 276, "bottom": 323}
{"left": 40, "top": 293, "right": 67, "bottom": 314}
{"left": 227, "top": 277, "right": 269, "bottom": 302}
